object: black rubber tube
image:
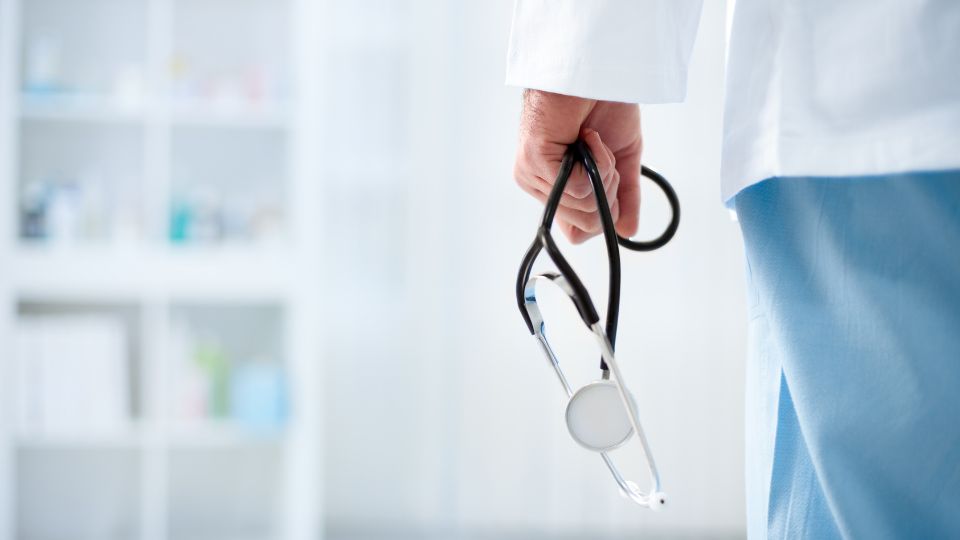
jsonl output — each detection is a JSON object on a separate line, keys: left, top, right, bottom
{"left": 515, "top": 142, "right": 681, "bottom": 371}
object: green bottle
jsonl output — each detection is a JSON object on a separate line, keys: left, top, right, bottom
{"left": 194, "top": 338, "right": 229, "bottom": 419}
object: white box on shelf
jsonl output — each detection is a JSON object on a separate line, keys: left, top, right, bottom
{"left": 13, "top": 315, "right": 130, "bottom": 436}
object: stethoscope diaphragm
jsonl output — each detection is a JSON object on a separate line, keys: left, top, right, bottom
{"left": 566, "top": 380, "right": 637, "bottom": 452}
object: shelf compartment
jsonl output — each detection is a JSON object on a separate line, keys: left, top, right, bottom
{"left": 12, "top": 302, "right": 142, "bottom": 438}
{"left": 168, "top": 303, "right": 288, "bottom": 433}
{"left": 170, "top": 0, "right": 290, "bottom": 110}
{"left": 167, "top": 446, "right": 282, "bottom": 539}
{"left": 20, "top": 0, "right": 147, "bottom": 99}
{"left": 18, "top": 120, "right": 145, "bottom": 245}
{"left": 16, "top": 447, "right": 142, "bottom": 540}
{"left": 170, "top": 126, "right": 288, "bottom": 246}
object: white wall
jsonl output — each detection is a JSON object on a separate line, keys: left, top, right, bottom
{"left": 323, "top": 0, "right": 748, "bottom": 538}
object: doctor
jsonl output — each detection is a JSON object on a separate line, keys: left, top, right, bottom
{"left": 507, "top": 1, "right": 960, "bottom": 538}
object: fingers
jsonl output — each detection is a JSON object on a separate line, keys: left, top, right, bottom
{"left": 517, "top": 134, "right": 617, "bottom": 214}
{"left": 560, "top": 221, "right": 592, "bottom": 245}
{"left": 516, "top": 179, "right": 620, "bottom": 237}
{"left": 615, "top": 175, "right": 640, "bottom": 237}
{"left": 559, "top": 129, "right": 616, "bottom": 202}
{"left": 612, "top": 140, "right": 641, "bottom": 238}
{"left": 525, "top": 164, "right": 620, "bottom": 219}
{"left": 556, "top": 130, "right": 620, "bottom": 242}
{"left": 516, "top": 132, "right": 621, "bottom": 241}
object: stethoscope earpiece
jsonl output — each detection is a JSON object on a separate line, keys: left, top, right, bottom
{"left": 652, "top": 492, "right": 667, "bottom": 511}
{"left": 619, "top": 483, "right": 667, "bottom": 511}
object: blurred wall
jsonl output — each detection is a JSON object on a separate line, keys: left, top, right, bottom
{"left": 322, "top": 1, "right": 747, "bottom": 538}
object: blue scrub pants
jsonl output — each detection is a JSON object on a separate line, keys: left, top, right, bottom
{"left": 734, "top": 172, "right": 960, "bottom": 539}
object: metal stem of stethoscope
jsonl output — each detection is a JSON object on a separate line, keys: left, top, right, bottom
{"left": 515, "top": 140, "right": 680, "bottom": 509}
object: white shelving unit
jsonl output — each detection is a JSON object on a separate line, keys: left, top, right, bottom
{"left": 0, "top": 0, "right": 324, "bottom": 538}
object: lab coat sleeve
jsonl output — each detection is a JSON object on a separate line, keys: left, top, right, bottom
{"left": 505, "top": 0, "right": 704, "bottom": 103}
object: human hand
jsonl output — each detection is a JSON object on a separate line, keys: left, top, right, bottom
{"left": 514, "top": 89, "right": 642, "bottom": 244}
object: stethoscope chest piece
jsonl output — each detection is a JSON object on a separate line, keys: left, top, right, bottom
{"left": 566, "top": 380, "right": 637, "bottom": 452}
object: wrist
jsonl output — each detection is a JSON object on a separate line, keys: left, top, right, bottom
{"left": 521, "top": 89, "right": 596, "bottom": 145}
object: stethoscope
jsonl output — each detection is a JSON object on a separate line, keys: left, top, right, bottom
{"left": 515, "top": 140, "right": 680, "bottom": 509}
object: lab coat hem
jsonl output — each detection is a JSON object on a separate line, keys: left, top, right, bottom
{"left": 720, "top": 128, "right": 960, "bottom": 205}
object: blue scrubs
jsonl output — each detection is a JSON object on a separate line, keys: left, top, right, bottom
{"left": 734, "top": 172, "right": 960, "bottom": 539}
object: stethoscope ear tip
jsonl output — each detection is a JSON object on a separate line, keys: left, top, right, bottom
{"left": 618, "top": 482, "right": 667, "bottom": 511}
{"left": 649, "top": 492, "right": 667, "bottom": 512}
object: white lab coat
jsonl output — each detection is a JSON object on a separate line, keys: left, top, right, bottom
{"left": 506, "top": 0, "right": 960, "bottom": 203}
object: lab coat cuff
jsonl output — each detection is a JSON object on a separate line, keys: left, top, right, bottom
{"left": 505, "top": 61, "right": 688, "bottom": 104}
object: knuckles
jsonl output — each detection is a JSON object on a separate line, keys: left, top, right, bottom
{"left": 519, "top": 137, "right": 557, "bottom": 165}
